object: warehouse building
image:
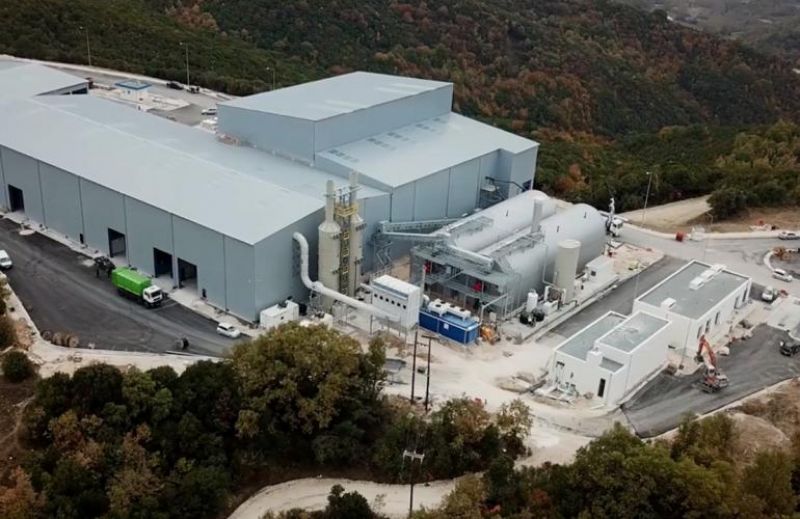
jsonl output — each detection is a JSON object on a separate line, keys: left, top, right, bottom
{"left": 549, "top": 310, "right": 671, "bottom": 406}
{"left": 633, "top": 260, "right": 752, "bottom": 358}
{"left": 0, "top": 64, "right": 539, "bottom": 321}
{"left": 0, "top": 61, "right": 89, "bottom": 99}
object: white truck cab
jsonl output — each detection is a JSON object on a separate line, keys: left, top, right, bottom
{"left": 143, "top": 285, "right": 164, "bottom": 306}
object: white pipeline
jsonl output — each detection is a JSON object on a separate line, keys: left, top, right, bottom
{"left": 292, "top": 232, "right": 398, "bottom": 322}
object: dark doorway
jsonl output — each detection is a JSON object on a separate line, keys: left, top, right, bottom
{"left": 177, "top": 258, "right": 197, "bottom": 288}
{"left": 108, "top": 228, "right": 126, "bottom": 258}
{"left": 8, "top": 185, "right": 24, "bottom": 212}
{"left": 153, "top": 248, "right": 173, "bottom": 278}
{"left": 597, "top": 378, "right": 606, "bottom": 399}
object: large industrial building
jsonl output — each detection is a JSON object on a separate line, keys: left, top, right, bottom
{"left": 0, "top": 62, "right": 539, "bottom": 321}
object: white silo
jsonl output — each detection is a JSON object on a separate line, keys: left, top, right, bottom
{"left": 346, "top": 171, "right": 364, "bottom": 296}
{"left": 318, "top": 180, "right": 341, "bottom": 307}
{"left": 553, "top": 239, "right": 581, "bottom": 303}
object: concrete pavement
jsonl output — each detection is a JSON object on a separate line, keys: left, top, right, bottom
{"left": 619, "top": 225, "right": 794, "bottom": 294}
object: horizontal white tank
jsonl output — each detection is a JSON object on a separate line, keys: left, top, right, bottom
{"left": 491, "top": 204, "right": 606, "bottom": 305}
{"left": 439, "top": 190, "right": 556, "bottom": 252}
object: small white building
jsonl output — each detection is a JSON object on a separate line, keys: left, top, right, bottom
{"left": 114, "top": 79, "right": 151, "bottom": 102}
{"left": 369, "top": 275, "right": 422, "bottom": 330}
{"left": 259, "top": 300, "right": 300, "bottom": 331}
{"left": 633, "top": 261, "right": 751, "bottom": 360}
{"left": 550, "top": 310, "right": 671, "bottom": 406}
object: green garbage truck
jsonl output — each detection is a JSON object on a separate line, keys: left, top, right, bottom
{"left": 111, "top": 267, "right": 164, "bottom": 308}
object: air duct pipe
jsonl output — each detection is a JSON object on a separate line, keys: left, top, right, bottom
{"left": 293, "top": 232, "right": 398, "bottom": 322}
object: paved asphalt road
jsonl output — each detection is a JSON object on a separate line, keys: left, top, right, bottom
{"left": 552, "top": 255, "right": 686, "bottom": 337}
{"left": 0, "top": 219, "right": 236, "bottom": 356}
{"left": 623, "top": 324, "right": 798, "bottom": 437}
{"left": 620, "top": 226, "right": 794, "bottom": 295}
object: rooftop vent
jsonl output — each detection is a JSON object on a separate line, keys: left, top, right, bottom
{"left": 660, "top": 297, "right": 676, "bottom": 309}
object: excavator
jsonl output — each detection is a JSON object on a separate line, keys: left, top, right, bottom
{"left": 694, "top": 335, "right": 729, "bottom": 393}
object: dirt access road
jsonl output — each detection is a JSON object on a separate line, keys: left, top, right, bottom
{"left": 620, "top": 196, "right": 710, "bottom": 232}
{"left": 0, "top": 218, "right": 236, "bottom": 356}
{"left": 623, "top": 324, "right": 799, "bottom": 437}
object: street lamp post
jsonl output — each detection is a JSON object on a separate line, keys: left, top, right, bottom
{"left": 423, "top": 335, "right": 433, "bottom": 412}
{"left": 632, "top": 171, "right": 654, "bottom": 302}
{"left": 641, "top": 170, "right": 653, "bottom": 226}
{"left": 180, "top": 42, "right": 190, "bottom": 87}
{"left": 79, "top": 26, "right": 92, "bottom": 67}
{"left": 266, "top": 66, "right": 276, "bottom": 90}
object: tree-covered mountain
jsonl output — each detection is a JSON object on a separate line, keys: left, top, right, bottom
{"left": 3, "top": 0, "right": 800, "bottom": 216}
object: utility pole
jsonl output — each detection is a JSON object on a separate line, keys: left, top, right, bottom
{"left": 632, "top": 171, "right": 653, "bottom": 303}
{"left": 641, "top": 170, "right": 653, "bottom": 226}
{"left": 79, "top": 26, "right": 92, "bottom": 67}
{"left": 410, "top": 328, "right": 418, "bottom": 403}
{"left": 180, "top": 42, "right": 190, "bottom": 87}
{"left": 423, "top": 334, "right": 433, "bottom": 412}
{"left": 403, "top": 448, "right": 425, "bottom": 518}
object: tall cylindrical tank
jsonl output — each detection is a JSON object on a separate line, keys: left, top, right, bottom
{"left": 554, "top": 240, "right": 581, "bottom": 303}
{"left": 318, "top": 180, "right": 341, "bottom": 308}
{"left": 347, "top": 172, "right": 363, "bottom": 296}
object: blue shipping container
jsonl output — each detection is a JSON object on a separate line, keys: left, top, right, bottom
{"left": 419, "top": 310, "right": 480, "bottom": 344}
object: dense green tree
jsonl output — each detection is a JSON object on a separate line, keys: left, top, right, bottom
{"left": 2, "top": 351, "right": 34, "bottom": 383}
{"left": 741, "top": 449, "right": 797, "bottom": 516}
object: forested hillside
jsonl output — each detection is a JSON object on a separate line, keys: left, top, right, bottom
{"left": 3, "top": 0, "right": 800, "bottom": 215}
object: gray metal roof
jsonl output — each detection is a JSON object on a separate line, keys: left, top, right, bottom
{"left": 0, "top": 61, "right": 87, "bottom": 101}
{"left": 317, "top": 112, "right": 537, "bottom": 189}
{"left": 556, "top": 312, "right": 627, "bottom": 361}
{"left": 638, "top": 261, "right": 749, "bottom": 319}
{"left": 222, "top": 71, "right": 450, "bottom": 121}
{"left": 598, "top": 312, "right": 669, "bottom": 353}
{"left": 0, "top": 95, "right": 376, "bottom": 244}
{"left": 600, "top": 357, "right": 624, "bottom": 373}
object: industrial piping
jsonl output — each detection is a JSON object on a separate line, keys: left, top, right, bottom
{"left": 292, "top": 232, "right": 399, "bottom": 322}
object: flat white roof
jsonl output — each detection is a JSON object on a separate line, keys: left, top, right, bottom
{"left": 222, "top": 71, "right": 451, "bottom": 121}
{"left": 598, "top": 312, "right": 670, "bottom": 353}
{"left": 637, "top": 261, "right": 750, "bottom": 319}
{"left": 0, "top": 95, "right": 358, "bottom": 244}
{"left": 317, "top": 112, "right": 537, "bottom": 188}
{"left": 556, "top": 312, "right": 627, "bottom": 361}
{"left": 0, "top": 61, "right": 88, "bottom": 101}
{"left": 372, "top": 275, "right": 420, "bottom": 298}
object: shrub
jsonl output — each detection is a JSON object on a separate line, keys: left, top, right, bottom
{"left": 0, "top": 316, "right": 17, "bottom": 349}
{"left": 2, "top": 350, "right": 34, "bottom": 383}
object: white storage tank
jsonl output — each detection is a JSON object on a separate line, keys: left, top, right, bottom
{"left": 554, "top": 239, "right": 581, "bottom": 303}
{"left": 525, "top": 291, "right": 539, "bottom": 313}
{"left": 318, "top": 180, "right": 341, "bottom": 308}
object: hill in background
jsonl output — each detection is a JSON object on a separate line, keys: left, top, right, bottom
{"left": 2, "top": 0, "right": 799, "bottom": 218}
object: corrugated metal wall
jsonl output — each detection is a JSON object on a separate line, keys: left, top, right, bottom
{"left": 0, "top": 145, "right": 263, "bottom": 320}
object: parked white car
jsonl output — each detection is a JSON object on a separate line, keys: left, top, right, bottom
{"left": 772, "top": 268, "right": 793, "bottom": 282}
{"left": 0, "top": 250, "right": 12, "bottom": 270}
{"left": 216, "top": 322, "right": 241, "bottom": 338}
{"left": 201, "top": 107, "right": 217, "bottom": 116}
